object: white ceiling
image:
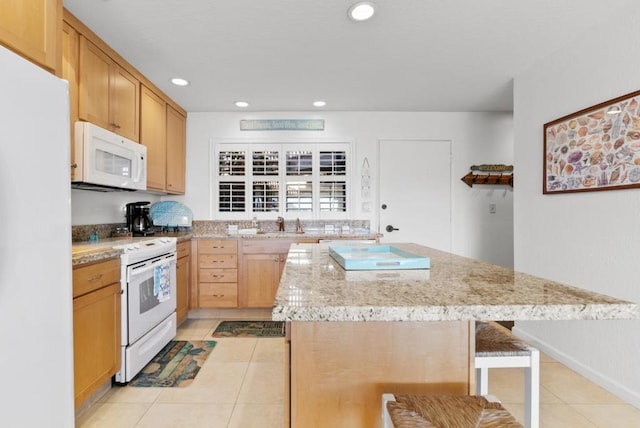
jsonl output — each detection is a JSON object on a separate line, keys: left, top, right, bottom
{"left": 63, "top": 0, "right": 633, "bottom": 113}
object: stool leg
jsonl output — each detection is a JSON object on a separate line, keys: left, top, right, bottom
{"left": 524, "top": 350, "right": 540, "bottom": 428}
{"left": 476, "top": 366, "right": 489, "bottom": 395}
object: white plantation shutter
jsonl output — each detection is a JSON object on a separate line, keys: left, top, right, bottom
{"left": 213, "top": 142, "right": 350, "bottom": 219}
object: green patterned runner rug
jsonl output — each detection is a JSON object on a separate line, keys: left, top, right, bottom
{"left": 212, "top": 321, "right": 285, "bottom": 337}
{"left": 128, "top": 340, "right": 216, "bottom": 387}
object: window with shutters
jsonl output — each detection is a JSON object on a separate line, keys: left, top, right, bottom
{"left": 213, "top": 142, "right": 350, "bottom": 219}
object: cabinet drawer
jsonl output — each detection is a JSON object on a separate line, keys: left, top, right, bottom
{"left": 199, "top": 268, "right": 237, "bottom": 283}
{"left": 198, "top": 239, "right": 237, "bottom": 254}
{"left": 199, "top": 254, "right": 237, "bottom": 269}
{"left": 177, "top": 240, "right": 190, "bottom": 259}
{"left": 199, "top": 283, "right": 237, "bottom": 308}
{"left": 73, "top": 258, "right": 121, "bottom": 298}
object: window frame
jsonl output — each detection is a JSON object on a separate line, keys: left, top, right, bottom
{"left": 212, "top": 140, "right": 351, "bottom": 220}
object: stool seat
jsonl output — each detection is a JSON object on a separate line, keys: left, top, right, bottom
{"left": 382, "top": 393, "right": 522, "bottom": 428}
{"left": 475, "top": 321, "right": 539, "bottom": 428}
{"left": 476, "top": 321, "right": 532, "bottom": 356}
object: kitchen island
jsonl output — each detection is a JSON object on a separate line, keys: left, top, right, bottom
{"left": 272, "top": 243, "right": 638, "bottom": 428}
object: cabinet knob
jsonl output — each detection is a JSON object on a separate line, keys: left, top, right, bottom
{"left": 71, "top": 163, "right": 78, "bottom": 169}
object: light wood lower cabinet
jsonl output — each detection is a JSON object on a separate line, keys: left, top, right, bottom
{"left": 72, "top": 258, "right": 121, "bottom": 408}
{"left": 239, "top": 239, "right": 316, "bottom": 308}
{"left": 176, "top": 241, "right": 190, "bottom": 326}
{"left": 195, "top": 239, "right": 238, "bottom": 308}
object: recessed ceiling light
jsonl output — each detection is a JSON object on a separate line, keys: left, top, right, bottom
{"left": 348, "top": 2, "right": 375, "bottom": 21}
{"left": 234, "top": 101, "right": 249, "bottom": 108}
{"left": 170, "top": 77, "right": 189, "bottom": 86}
{"left": 313, "top": 101, "right": 327, "bottom": 107}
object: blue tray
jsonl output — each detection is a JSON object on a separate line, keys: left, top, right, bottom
{"left": 328, "top": 245, "right": 430, "bottom": 270}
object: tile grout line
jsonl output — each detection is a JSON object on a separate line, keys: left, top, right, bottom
{"left": 226, "top": 338, "right": 259, "bottom": 427}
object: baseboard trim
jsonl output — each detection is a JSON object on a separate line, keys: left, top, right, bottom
{"left": 512, "top": 326, "right": 640, "bottom": 409}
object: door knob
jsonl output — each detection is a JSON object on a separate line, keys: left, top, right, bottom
{"left": 385, "top": 225, "right": 399, "bottom": 232}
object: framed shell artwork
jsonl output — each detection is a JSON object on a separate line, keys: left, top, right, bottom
{"left": 543, "top": 90, "right": 640, "bottom": 194}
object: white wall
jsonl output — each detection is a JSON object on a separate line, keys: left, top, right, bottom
{"left": 513, "top": 8, "right": 640, "bottom": 406}
{"left": 184, "top": 111, "right": 514, "bottom": 267}
{"left": 71, "top": 189, "right": 161, "bottom": 225}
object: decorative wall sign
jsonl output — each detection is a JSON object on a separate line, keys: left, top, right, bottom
{"left": 240, "top": 119, "right": 325, "bottom": 131}
{"left": 544, "top": 90, "right": 640, "bottom": 194}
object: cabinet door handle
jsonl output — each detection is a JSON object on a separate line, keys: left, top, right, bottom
{"left": 212, "top": 274, "right": 224, "bottom": 278}
{"left": 212, "top": 294, "right": 225, "bottom": 298}
{"left": 87, "top": 273, "right": 103, "bottom": 282}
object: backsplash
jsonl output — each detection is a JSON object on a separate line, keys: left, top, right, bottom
{"left": 72, "top": 219, "right": 371, "bottom": 242}
{"left": 72, "top": 223, "right": 125, "bottom": 242}
{"left": 193, "top": 219, "right": 371, "bottom": 235}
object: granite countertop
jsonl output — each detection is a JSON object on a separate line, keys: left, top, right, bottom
{"left": 72, "top": 232, "right": 192, "bottom": 266}
{"left": 272, "top": 242, "right": 639, "bottom": 322}
{"left": 71, "top": 231, "right": 379, "bottom": 266}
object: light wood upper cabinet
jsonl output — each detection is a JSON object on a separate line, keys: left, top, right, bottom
{"left": 79, "top": 36, "right": 139, "bottom": 141}
{"left": 141, "top": 85, "right": 167, "bottom": 190}
{"left": 141, "top": 85, "right": 187, "bottom": 194}
{"left": 61, "top": 21, "right": 79, "bottom": 179}
{"left": 166, "top": 105, "right": 186, "bottom": 194}
{"left": 0, "top": 0, "right": 61, "bottom": 73}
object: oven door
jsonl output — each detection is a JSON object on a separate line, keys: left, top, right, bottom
{"left": 126, "top": 253, "right": 177, "bottom": 344}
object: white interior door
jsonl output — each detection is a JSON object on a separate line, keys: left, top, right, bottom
{"left": 378, "top": 139, "right": 452, "bottom": 251}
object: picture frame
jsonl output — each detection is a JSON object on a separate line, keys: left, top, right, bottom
{"left": 543, "top": 90, "right": 640, "bottom": 194}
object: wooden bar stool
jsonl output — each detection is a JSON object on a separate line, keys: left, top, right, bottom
{"left": 382, "top": 393, "right": 522, "bottom": 427}
{"left": 475, "top": 321, "right": 540, "bottom": 428}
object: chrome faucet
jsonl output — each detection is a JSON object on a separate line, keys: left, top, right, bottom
{"left": 277, "top": 216, "right": 285, "bottom": 232}
{"left": 295, "top": 218, "right": 304, "bottom": 234}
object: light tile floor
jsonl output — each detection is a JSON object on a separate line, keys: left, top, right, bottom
{"left": 76, "top": 319, "right": 640, "bottom": 427}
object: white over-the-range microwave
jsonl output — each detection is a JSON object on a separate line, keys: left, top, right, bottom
{"left": 72, "top": 121, "right": 147, "bottom": 191}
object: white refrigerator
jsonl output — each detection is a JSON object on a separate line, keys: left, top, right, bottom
{"left": 0, "top": 46, "right": 75, "bottom": 425}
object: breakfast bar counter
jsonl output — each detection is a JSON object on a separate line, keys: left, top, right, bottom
{"left": 272, "top": 243, "right": 638, "bottom": 427}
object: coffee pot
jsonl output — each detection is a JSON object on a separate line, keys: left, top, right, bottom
{"left": 125, "top": 201, "right": 154, "bottom": 236}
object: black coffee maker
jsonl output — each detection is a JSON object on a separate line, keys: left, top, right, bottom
{"left": 125, "top": 201, "right": 154, "bottom": 236}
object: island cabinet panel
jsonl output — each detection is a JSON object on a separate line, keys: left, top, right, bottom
{"left": 195, "top": 239, "right": 238, "bottom": 308}
{"left": 0, "top": 0, "right": 61, "bottom": 73}
{"left": 72, "top": 258, "right": 121, "bottom": 408}
{"left": 288, "top": 321, "right": 474, "bottom": 428}
{"left": 176, "top": 241, "right": 190, "bottom": 326}
{"left": 239, "top": 239, "right": 316, "bottom": 308}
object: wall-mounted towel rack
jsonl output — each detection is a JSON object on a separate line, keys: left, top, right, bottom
{"left": 461, "top": 164, "right": 514, "bottom": 187}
